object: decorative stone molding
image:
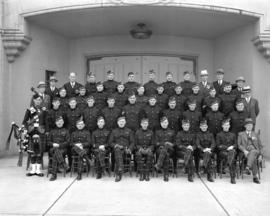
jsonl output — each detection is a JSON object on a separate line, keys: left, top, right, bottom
{"left": 1, "top": 29, "right": 32, "bottom": 63}
{"left": 253, "top": 32, "right": 270, "bottom": 62}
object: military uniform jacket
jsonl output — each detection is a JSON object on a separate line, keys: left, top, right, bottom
{"left": 180, "top": 80, "right": 194, "bottom": 97}
{"left": 113, "top": 92, "right": 128, "bottom": 108}
{"left": 216, "top": 131, "right": 237, "bottom": 151}
{"left": 46, "top": 108, "right": 66, "bottom": 131}
{"left": 162, "top": 108, "right": 182, "bottom": 132}
{"left": 202, "top": 96, "right": 221, "bottom": 115}
{"left": 174, "top": 93, "right": 187, "bottom": 112}
{"left": 70, "top": 129, "right": 91, "bottom": 148}
{"left": 109, "top": 127, "right": 135, "bottom": 150}
{"left": 92, "top": 128, "right": 110, "bottom": 149}
{"left": 134, "top": 128, "right": 155, "bottom": 151}
{"left": 48, "top": 127, "right": 70, "bottom": 149}
{"left": 175, "top": 131, "right": 196, "bottom": 150}
{"left": 65, "top": 107, "right": 82, "bottom": 132}
{"left": 162, "top": 81, "right": 176, "bottom": 97}
{"left": 196, "top": 131, "right": 216, "bottom": 151}
{"left": 143, "top": 81, "right": 158, "bottom": 96}
{"left": 231, "top": 88, "right": 243, "bottom": 99}
{"left": 82, "top": 106, "right": 101, "bottom": 132}
{"left": 143, "top": 105, "right": 162, "bottom": 130}
{"left": 205, "top": 110, "right": 224, "bottom": 136}
{"left": 85, "top": 82, "right": 97, "bottom": 95}
{"left": 156, "top": 93, "right": 169, "bottom": 110}
{"left": 188, "top": 93, "right": 204, "bottom": 111}
{"left": 155, "top": 128, "right": 175, "bottom": 149}
{"left": 103, "top": 80, "right": 119, "bottom": 94}
{"left": 183, "top": 110, "right": 202, "bottom": 133}
{"left": 238, "top": 131, "right": 263, "bottom": 154}
{"left": 93, "top": 91, "right": 107, "bottom": 110}
{"left": 59, "top": 97, "right": 69, "bottom": 112}
{"left": 122, "top": 103, "right": 143, "bottom": 131}
{"left": 124, "top": 81, "right": 140, "bottom": 95}
{"left": 63, "top": 82, "right": 83, "bottom": 98}
{"left": 136, "top": 95, "right": 148, "bottom": 109}
{"left": 101, "top": 107, "right": 122, "bottom": 130}
{"left": 219, "top": 93, "right": 236, "bottom": 116}
{"left": 76, "top": 96, "right": 87, "bottom": 112}
{"left": 229, "top": 110, "right": 248, "bottom": 135}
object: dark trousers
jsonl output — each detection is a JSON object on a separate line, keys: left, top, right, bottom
{"left": 156, "top": 146, "right": 174, "bottom": 175}
{"left": 49, "top": 148, "right": 67, "bottom": 175}
{"left": 175, "top": 149, "right": 194, "bottom": 177}
{"left": 194, "top": 149, "right": 214, "bottom": 176}
{"left": 218, "top": 149, "right": 236, "bottom": 178}
{"left": 72, "top": 146, "right": 89, "bottom": 174}
{"left": 136, "top": 150, "right": 153, "bottom": 173}
{"left": 93, "top": 149, "right": 108, "bottom": 174}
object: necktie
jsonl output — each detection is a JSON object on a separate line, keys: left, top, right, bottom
{"left": 219, "top": 80, "right": 222, "bottom": 85}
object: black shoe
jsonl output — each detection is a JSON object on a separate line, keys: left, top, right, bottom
{"left": 188, "top": 175, "right": 194, "bottom": 182}
{"left": 26, "top": 173, "right": 35, "bottom": 177}
{"left": 253, "top": 177, "right": 260, "bottom": 184}
{"left": 207, "top": 175, "right": 214, "bottom": 182}
{"left": 96, "top": 173, "right": 102, "bottom": 179}
{"left": 66, "top": 168, "right": 71, "bottom": 173}
{"left": 77, "top": 174, "right": 82, "bottom": 181}
{"left": 163, "top": 175, "right": 169, "bottom": 182}
{"left": 115, "top": 174, "right": 122, "bottom": 182}
{"left": 231, "top": 178, "right": 236, "bottom": 184}
{"left": 36, "top": 173, "right": 44, "bottom": 177}
{"left": 50, "top": 174, "right": 57, "bottom": 181}
{"left": 139, "top": 173, "right": 144, "bottom": 181}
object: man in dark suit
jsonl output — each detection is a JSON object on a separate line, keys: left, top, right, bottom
{"left": 242, "top": 86, "right": 260, "bottom": 128}
{"left": 212, "top": 68, "right": 229, "bottom": 96}
{"left": 45, "top": 76, "right": 59, "bottom": 101}
{"left": 232, "top": 76, "right": 245, "bottom": 99}
{"left": 199, "top": 69, "right": 211, "bottom": 97}
{"left": 63, "top": 72, "right": 83, "bottom": 98}
{"left": 30, "top": 81, "right": 51, "bottom": 111}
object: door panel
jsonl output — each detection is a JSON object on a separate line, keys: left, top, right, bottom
{"left": 88, "top": 55, "right": 196, "bottom": 84}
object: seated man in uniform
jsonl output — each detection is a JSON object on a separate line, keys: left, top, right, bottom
{"left": 154, "top": 116, "right": 175, "bottom": 182}
{"left": 195, "top": 119, "right": 216, "bottom": 182}
{"left": 48, "top": 116, "right": 69, "bottom": 181}
{"left": 238, "top": 118, "right": 263, "bottom": 184}
{"left": 70, "top": 117, "right": 91, "bottom": 180}
{"left": 175, "top": 119, "right": 196, "bottom": 182}
{"left": 109, "top": 116, "right": 135, "bottom": 182}
{"left": 216, "top": 119, "right": 237, "bottom": 184}
{"left": 92, "top": 116, "right": 111, "bottom": 179}
{"left": 134, "top": 118, "right": 155, "bottom": 181}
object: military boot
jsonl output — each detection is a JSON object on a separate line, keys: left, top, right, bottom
{"left": 50, "top": 174, "right": 57, "bottom": 181}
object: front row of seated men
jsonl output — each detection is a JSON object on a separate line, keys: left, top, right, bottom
{"left": 23, "top": 93, "right": 263, "bottom": 184}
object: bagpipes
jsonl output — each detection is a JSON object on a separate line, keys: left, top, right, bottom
{"left": 5, "top": 122, "right": 29, "bottom": 166}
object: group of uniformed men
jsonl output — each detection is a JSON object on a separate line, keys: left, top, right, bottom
{"left": 22, "top": 68, "right": 263, "bottom": 184}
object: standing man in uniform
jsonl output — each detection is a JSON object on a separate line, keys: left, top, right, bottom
{"left": 113, "top": 83, "right": 128, "bottom": 109}
{"left": 144, "top": 70, "right": 158, "bottom": 97}
{"left": 30, "top": 81, "right": 51, "bottom": 111}
{"left": 85, "top": 72, "right": 97, "bottom": 96}
{"left": 124, "top": 72, "right": 140, "bottom": 95}
{"left": 162, "top": 71, "right": 176, "bottom": 97}
{"left": 82, "top": 96, "right": 100, "bottom": 133}
{"left": 232, "top": 76, "right": 245, "bottom": 99}
{"left": 156, "top": 84, "right": 169, "bottom": 110}
{"left": 103, "top": 70, "right": 119, "bottom": 94}
{"left": 219, "top": 83, "right": 236, "bottom": 117}
{"left": 93, "top": 82, "right": 107, "bottom": 110}
{"left": 180, "top": 71, "right": 194, "bottom": 97}
{"left": 63, "top": 72, "right": 83, "bottom": 98}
